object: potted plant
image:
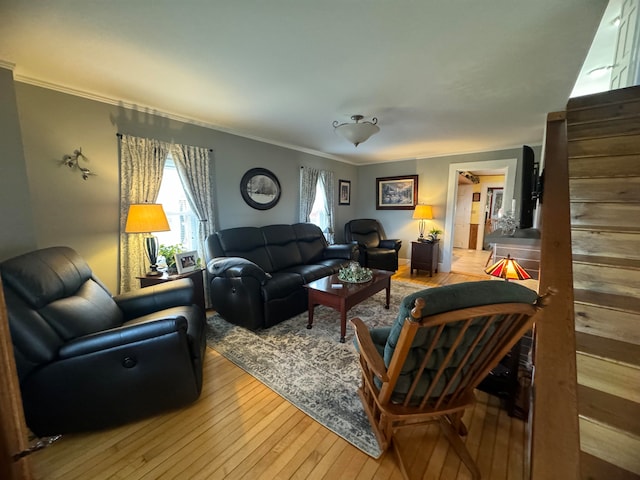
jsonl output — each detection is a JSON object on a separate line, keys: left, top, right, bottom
{"left": 158, "top": 244, "right": 184, "bottom": 273}
{"left": 428, "top": 228, "right": 442, "bottom": 241}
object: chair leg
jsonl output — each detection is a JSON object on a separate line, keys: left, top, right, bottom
{"left": 447, "top": 412, "right": 469, "bottom": 436}
{"left": 391, "top": 437, "right": 411, "bottom": 480}
{"left": 439, "top": 417, "right": 481, "bottom": 479}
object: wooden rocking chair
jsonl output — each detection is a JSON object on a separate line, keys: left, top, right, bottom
{"left": 351, "top": 281, "right": 553, "bottom": 479}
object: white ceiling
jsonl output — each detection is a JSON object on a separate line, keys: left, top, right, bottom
{"left": 0, "top": 1, "right": 610, "bottom": 165}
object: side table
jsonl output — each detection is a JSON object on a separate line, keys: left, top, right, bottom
{"left": 138, "top": 268, "right": 206, "bottom": 312}
{"left": 410, "top": 240, "right": 439, "bottom": 276}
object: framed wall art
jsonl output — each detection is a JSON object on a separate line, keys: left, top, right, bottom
{"left": 240, "top": 168, "right": 281, "bottom": 210}
{"left": 175, "top": 250, "right": 198, "bottom": 274}
{"left": 376, "top": 175, "right": 418, "bottom": 210}
{"left": 472, "top": 192, "right": 481, "bottom": 202}
{"left": 338, "top": 179, "right": 351, "bottom": 205}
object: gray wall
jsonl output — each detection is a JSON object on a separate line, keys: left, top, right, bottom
{"left": 6, "top": 75, "right": 542, "bottom": 290}
{"left": 12, "top": 82, "right": 358, "bottom": 291}
{"left": 357, "top": 146, "right": 542, "bottom": 263}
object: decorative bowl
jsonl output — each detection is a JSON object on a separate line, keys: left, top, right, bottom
{"left": 338, "top": 262, "right": 373, "bottom": 283}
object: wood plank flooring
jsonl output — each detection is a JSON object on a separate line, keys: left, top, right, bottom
{"left": 30, "top": 258, "right": 530, "bottom": 480}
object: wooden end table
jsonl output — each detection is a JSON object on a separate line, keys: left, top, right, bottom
{"left": 137, "top": 268, "right": 206, "bottom": 312}
{"left": 304, "top": 269, "right": 392, "bottom": 343}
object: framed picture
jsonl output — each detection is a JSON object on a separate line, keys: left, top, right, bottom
{"left": 175, "top": 250, "right": 198, "bottom": 274}
{"left": 338, "top": 179, "right": 351, "bottom": 205}
{"left": 376, "top": 175, "right": 418, "bottom": 210}
{"left": 240, "top": 168, "right": 281, "bottom": 210}
{"left": 472, "top": 192, "right": 481, "bottom": 202}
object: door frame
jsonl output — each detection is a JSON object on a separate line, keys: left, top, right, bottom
{"left": 441, "top": 158, "right": 517, "bottom": 272}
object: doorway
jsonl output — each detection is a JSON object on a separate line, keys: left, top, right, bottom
{"left": 441, "top": 158, "right": 518, "bottom": 273}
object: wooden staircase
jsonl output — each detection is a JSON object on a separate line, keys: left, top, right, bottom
{"left": 566, "top": 85, "right": 640, "bottom": 479}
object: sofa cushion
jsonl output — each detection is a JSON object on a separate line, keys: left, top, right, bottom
{"left": 282, "top": 264, "right": 334, "bottom": 284}
{"left": 293, "top": 223, "right": 327, "bottom": 263}
{"left": 261, "top": 272, "right": 305, "bottom": 301}
{"left": 262, "top": 225, "right": 303, "bottom": 271}
{"left": 214, "top": 227, "right": 274, "bottom": 272}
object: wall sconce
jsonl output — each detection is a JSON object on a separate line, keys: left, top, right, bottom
{"left": 62, "top": 148, "right": 94, "bottom": 180}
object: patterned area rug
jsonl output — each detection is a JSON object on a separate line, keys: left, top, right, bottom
{"left": 205, "top": 280, "right": 424, "bottom": 459}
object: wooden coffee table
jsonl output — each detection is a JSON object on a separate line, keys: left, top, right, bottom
{"left": 304, "top": 269, "right": 392, "bottom": 343}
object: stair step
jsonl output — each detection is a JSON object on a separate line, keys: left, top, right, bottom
{"left": 579, "top": 416, "right": 640, "bottom": 477}
{"left": 580, "top": 451, "right": 640, "bottom": 480}
{"left": 568, "top": 115, "right": 640, "bottom": 140}
{"left": 571, "top": 202, "right": 640, "bottom": 229}
{"left": 575, "top": 301, "right": 640, "bottom": 346}
{"left": 569, "top": 154, "right": 640, "bottom": 179}
{"left": 573, "top": 254, "right": 640, "bottom": 270}
{"left": 568, "top": 85, "right": 640, "bottom": 111}
{"left": 578, "top": 385, "right": 640, "bottom": 439}
{"left": 573, "top": 261, "right": 640, "bottom": 299}
{"left": 572, "top": 229, "right": 640, "bottom": 261}
{"left": 568, "top": 134, "right": 640, "bottom": 158}
{"left": 574, "top": 289, "right": 640, "bottom": 314}
{"left": 576, "top": 332, "right": 640, "bottom": 369}
{"left": 569, "top": 177, "right": 640, "bottom": 203}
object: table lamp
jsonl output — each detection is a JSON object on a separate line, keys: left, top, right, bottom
{"left": 412, "top": 204, "right": 433, "bottom": 242}
{"left": 125, "top": 203, "right": 171, "bottom": 276}
{"left": 484, "top": 254, "right": 532, "bottom": 281}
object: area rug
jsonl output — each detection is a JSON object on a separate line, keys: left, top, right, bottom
{"left": 205, "top": 280, "right": 424, "bottom": 458}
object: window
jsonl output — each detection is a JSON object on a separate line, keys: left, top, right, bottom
{"left": 155, "top": 156, "right": 199, "bottom": 252}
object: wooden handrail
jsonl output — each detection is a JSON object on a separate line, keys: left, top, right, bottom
{"left": 0, "top": 277, "right": 33, "bottom": 480}
{"left": 529, "top": 111, "right": 580, "bottom": 479}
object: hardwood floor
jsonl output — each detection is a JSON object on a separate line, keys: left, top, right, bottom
{"left": 30, "top": 265, "right": 530, "bottom": 480}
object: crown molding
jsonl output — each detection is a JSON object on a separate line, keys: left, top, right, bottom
{"left": 13, "top": 73, "right": 357, "bottom": 165}
{"left": 0, "top": 60, "right": 16, "bottom": 71}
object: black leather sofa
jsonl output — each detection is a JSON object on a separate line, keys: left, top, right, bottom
{"left": 206, "top": 223, "right": 358, "bottom": 330}
{"left": 0, "top": 246, "right": 206, "bottom": 436}
{"left": 345, "top": 219, "right": 402, "bottom": 272}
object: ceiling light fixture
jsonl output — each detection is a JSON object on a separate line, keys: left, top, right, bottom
{"left": 332, "top": 115, "right": 379, "bottom": 147}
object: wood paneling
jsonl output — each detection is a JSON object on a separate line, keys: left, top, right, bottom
{"left": 576, "top": 353, "right": 640, "bottom": 403}
{"left": 569, "top": 154, "right": 640, "bottom": 178}
{"left": 572, "top": 229, "right": 640, "bottom": 260}
{"left": 572, "top": 262, "right": 640, "bottom": 298}
{"left": 566, "top": 100, "right": 640, "bottom": 124}
{"left": 568, "top": 134, "right": 640, "bottom": 157}
{"left": 570, "top": 177, "right": 640, "bottom": 202}
{"left": 570, "top": 202, "right": 640, "bottom": 229}
{"left": 575, "top": 302, "right": 640, "bottom": 345}
{"left": 579, "top": 417, "right": 640, "bottom": 476}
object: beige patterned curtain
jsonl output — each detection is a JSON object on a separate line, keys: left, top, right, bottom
{"left": 299, "top": 166, "right": 320, "bottom": 222}
{"left": 118, "top": 134, "right": 170, "bottom": 293}
{"left": 171, "top": 144, "right": 217, "bottom": 308}
{"left": 319, "top": 169, "right": 335, "bottom": 236}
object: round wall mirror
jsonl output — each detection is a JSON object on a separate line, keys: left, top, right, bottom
{"left": 240, "top": 168, "right": 281, "bottom": 210}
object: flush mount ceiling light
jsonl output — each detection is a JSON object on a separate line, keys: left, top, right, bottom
{"left": 332, "top": 115, "right": 380, "bottom": 147}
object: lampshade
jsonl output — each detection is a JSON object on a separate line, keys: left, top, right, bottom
{"left": 332, "top": 115, "right": 380, "bottom": 147}
{"left": 412, "top": 204, "right": 433, "bottom": 220}
{"left": 485, "top": 254, "right": 532, "bottom": 281}
{"left": 125, "top": 204, "right": 170, "bottom": 233}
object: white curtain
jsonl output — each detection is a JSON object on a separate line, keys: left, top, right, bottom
{"left": 171, "top": 144, "right": 217, "bottom": 308}
{"left": 318, "top": 169, "right": 335, "bottom": 236}
{"left": 299, "top": 166, "right": 335, "bottom": 240}
{"left": 118, "top": 134, "right": 170, "bottom": 293}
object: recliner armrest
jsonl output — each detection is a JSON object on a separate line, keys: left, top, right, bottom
{"left": 323, "top": 243, "right": 359, "bottom": 261}
{"left": 114, "top": 278, "right": 194, "bottom": 319}
{"left": 207, "top": 257, "right": 271, "bottom": 285}
{"left": 379, "top": 239, "right": 402, "bottom": 251}
{"left": 58, "top": 317, "right": 188, "bottom": 359}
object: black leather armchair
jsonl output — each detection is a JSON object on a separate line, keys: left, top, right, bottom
{"left": 344, "top": 219, "right": 402, "bottom": 272}
{"left": 0, "top": 246, "right": 206, "bottom": 436}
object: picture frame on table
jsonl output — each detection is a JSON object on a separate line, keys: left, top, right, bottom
{"left": 175, "top": 250, "right": 198, "bottom": 274}
{"left": 338, "top": 179, "right": 351, "bottom": 205}
{"left": 376, "top": 175, "right": 418, "bottom": 210}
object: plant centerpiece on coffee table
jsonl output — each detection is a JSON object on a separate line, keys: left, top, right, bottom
{"left": 338, "top": 261, "right": 373, "bottom": 283}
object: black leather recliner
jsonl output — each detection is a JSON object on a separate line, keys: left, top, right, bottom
{"left": 344, "top": 219, "right": 402, "bottom": 272}
{"left": 0, "top": 246, "right": 206, "bottom": 436}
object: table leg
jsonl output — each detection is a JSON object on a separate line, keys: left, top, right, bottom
{"left": 307, "top": 299, "right": 315, "bottom": 330}
{"left": 340, "top": 308, "right": 346, "bottom": 343}
{"left": 384, "top": 278, "right": 390, "bottom": 309}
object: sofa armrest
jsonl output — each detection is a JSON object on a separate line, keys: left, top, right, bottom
{"left": 207, "top": 257, "right": 272, "bottom": 285}
{"left": 58, "top": 317, "right": 188, "bottom": 359}
{"left": 323, "top": 243, "right": 359, "bottom": 261}
{"left": 379, "top": 239, "right": 402, "bottom": 251}
{"left": 114, "top": 279, "right": 194, "bottom": 319}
